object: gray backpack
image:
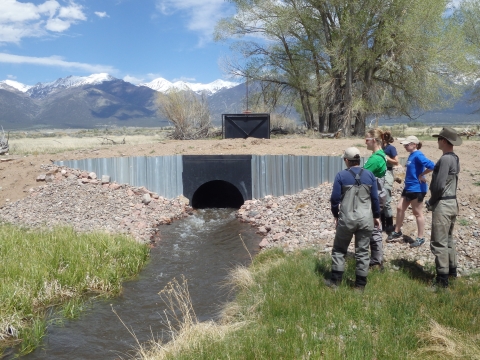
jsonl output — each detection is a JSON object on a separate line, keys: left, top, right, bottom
{"left": 338, "top": 169, "right": 374, "bottom": 232}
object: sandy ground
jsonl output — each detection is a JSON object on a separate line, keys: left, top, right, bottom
{"left": 1, "top": 136, "right": 480, "bottom": 210}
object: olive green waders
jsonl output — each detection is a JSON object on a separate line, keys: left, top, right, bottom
{"left": 430, "top": 199, "right": 458, "bottom": 276}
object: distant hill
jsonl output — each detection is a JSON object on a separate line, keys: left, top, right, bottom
{"left": 379, "top": 92, "right": 480, "bottom": 126}
{"left": 0, "top": 74, "right": 245, "bottom": 130}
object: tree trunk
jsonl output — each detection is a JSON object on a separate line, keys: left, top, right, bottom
{"left": 299, "top": 91, "right": 314, "bottom": 129}
{"left": 354, "top": 111, "right": 366, "bottom": 135}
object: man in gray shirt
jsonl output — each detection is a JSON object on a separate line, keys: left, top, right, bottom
{"left": 426, "top": 127, "right": 462, "bottom": 288}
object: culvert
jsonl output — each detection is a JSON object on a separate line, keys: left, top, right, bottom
{"left": 192, "top": 180, "right": 245, "bottom": 209}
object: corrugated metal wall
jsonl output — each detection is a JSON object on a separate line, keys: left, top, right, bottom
{"left": 251, "top": 155, "right": 370, "bottom": 198}
{"left": 56, "top": 156, "right": 183, "bottom": 199}
{"left": 56, "top": 154, "right": 405, "bottom": 200}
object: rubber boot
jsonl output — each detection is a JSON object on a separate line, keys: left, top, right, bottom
{"left": 449, "top": 267, "right": 457, "bottom": 278}
{"left": 381, "top": 213, "right": 386, "bottom": 233}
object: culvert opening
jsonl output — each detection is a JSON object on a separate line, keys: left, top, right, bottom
{"left": 192, "top": 180, "right": 244, "bottom": 209}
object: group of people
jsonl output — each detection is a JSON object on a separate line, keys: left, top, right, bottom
{"left": 327, "top": 127, "right": 462, "bottom": 290}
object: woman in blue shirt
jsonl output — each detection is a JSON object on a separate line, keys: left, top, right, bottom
{"left": 387, "top": 135, "right": 434, "bottom": 247}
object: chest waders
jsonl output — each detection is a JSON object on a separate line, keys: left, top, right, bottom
{"left": 431, "top": 153, "right": 460, "bottom": 287}
{"left": 331, "top": 169, "right": 373, "bottom": 288}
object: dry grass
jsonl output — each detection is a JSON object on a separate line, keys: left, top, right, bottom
{"left": 415, "top": 320, "right": 480, "bottom": 359}
{"left": 7, "top": 134, "right": 166, "bottom": 155}
{"left": 134, "top": 275, "right": 244, "bottom": 360}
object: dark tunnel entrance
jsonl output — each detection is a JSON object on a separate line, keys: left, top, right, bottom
{"left": 191, "top": 180, "right": 245, "bottom": 209}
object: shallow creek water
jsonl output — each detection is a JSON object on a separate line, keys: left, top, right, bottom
{"left": 16, "top": 209, "right": 261, "bottom": 359}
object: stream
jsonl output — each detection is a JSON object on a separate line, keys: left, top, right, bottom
{"left": 16, "top": 209, "right": 260, "bottom": 359}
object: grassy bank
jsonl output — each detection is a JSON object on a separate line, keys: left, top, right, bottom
{"left": 0, "top": 224, "right": 150, "bottom": 355}
{"left": 139, "top": 249, "right": 480, "bottom": 359}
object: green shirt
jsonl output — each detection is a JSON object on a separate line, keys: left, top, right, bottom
{"left": 364, "top": 149, "right": 387, "bottom": 178}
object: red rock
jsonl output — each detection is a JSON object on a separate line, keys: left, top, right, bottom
{"left": 257, "top": 226, "right": 268, "bottom": 235}
{"left": 259, "top": 238, "right": 269, "bottom": 248}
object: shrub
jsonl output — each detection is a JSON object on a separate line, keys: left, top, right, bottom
{"left": 156, "top": 90, "right": 212, "bottom": 140}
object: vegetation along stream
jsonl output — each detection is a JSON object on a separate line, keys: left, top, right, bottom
{"left": 13, "top": 209, "right": 260, "bottom": 360}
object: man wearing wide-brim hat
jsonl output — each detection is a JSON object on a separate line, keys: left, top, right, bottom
{"left": 426, "top": 127, "right": 462, "bottom": 288}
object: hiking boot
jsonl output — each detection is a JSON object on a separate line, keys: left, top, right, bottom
{"left": 386, "top": 231, "right": 403, "bottom": 242}
{"left": 410, "top": 237, "right": 425, "bottom": 248}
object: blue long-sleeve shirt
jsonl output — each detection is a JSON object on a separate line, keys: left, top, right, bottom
{"left": 404, "top": 150, "right": 435, "bottom": 193}
{"left": 330, "top": 166, "right": 380, "bottom": 218}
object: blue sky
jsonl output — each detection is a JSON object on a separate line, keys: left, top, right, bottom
{"left": 0, "top": 0, "right": 237, "bottom": 85}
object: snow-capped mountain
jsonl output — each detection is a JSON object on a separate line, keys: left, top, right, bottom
{"left": 2, "top": 74, "right": 239, "bottom": 99}
{"left": 27, "top": 73, "right": 117, "bottom": 99}
{"left": 0, "top": 73, "right": 245, "bottom": 130}
{"left": 140, "top": 77, "right": 238, "bottom": 95}
{"left": 0, "top": 79, "right": 32, "bottom": 92}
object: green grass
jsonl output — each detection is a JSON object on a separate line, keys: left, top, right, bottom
{"left": 458, "top": 218, "right": 470, "bottom": 226}
{"left": 0, "top": 224, "right": 150, "bottom": 356}
{"left": 143, "top": 249, "right": 480, "bottom": 359}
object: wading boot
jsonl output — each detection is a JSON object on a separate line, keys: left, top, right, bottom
{"left": 432, "top": 274, "right": 449, "bottom": 289}
{"left": 325, "top": 270, "right": 343, "bottom": 289}
{"left": 354, "top": 275, "right": 367, "bottom": 292}
{"left": 381, "top": 213, "right": 387, "bottom": 233}
{"left": 385, "top": 217, "right": 394, "bottom": 234}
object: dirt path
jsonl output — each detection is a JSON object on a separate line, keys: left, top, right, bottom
{"left": 1, "top": 136, "right": 480, "bottom": 207}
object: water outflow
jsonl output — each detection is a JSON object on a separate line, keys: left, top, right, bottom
{"left": 19, "top": 209, "right": 261, "bottom": 360}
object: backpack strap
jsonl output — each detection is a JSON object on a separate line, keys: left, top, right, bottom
{"left": 348, "top": 168, "right": 363, "bottom": 186}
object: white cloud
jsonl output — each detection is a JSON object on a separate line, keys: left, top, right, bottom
{"left": 46, "top": 18, "right": 71, "bottom": 32}
{"left": 0, "top": 0, "right": 87, "bottom": 44}
{"left": 123, "top": 73, "right": 166, "bottom": 84}
{"left": 0, "top": 52, "right": 116, "bottom": 74}
{"left": 94, "top": 11, "right": 109, "bottom": 18}
{"left": 156, "top": 0, "right": 234, "bottom": 45}
{"left": 123, "top": 75, "right": 144, "bottom": 84}
{"left": 7, "top": 74, "right": 16, "bottom": 79}
{"left": 172, "top": 76, "right": 196, "bottom": 82}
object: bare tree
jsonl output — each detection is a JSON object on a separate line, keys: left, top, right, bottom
{"left": 156, "top": 90, "right": 212, "bottom": 140}
{"left": 0, "top": 127, "right": 9, "bottom": 155}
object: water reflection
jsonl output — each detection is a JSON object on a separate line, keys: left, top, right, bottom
{"left": 18, "top": 209, "right": 260, "bottom": 360}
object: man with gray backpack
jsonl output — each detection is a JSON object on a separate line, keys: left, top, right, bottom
{"left": 327, "top": 147, "right": 381, "bottom": 290}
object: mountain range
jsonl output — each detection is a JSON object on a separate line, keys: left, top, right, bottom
{"left": 0, "top": 73, "right": 479, "bottom": 130}
{"left": 0, "top": 74, "right": 244, "bottom": 130}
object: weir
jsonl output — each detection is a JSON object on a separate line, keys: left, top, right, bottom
{"left": 55, "top": 155, "right": 382, "bottom": 208}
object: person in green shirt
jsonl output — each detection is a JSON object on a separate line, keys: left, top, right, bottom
{"left": 364, "top": 128, "right": 387, "bottom": 270}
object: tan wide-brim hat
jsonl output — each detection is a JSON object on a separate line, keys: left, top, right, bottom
{"left": 432, "top": 127, "right": 462, "bottom": 146}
